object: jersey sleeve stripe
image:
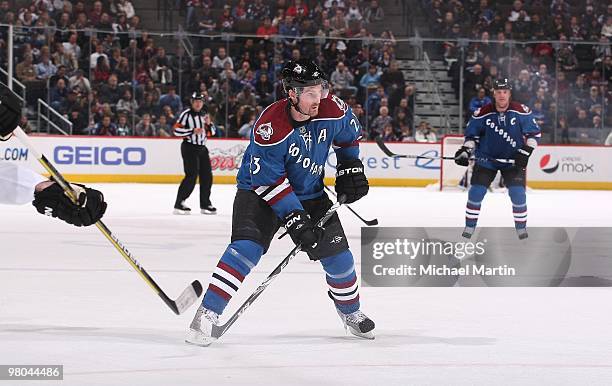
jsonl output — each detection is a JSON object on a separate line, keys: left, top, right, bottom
{"left": 261, "top": 179, "right": 290, "bottom": 201}
{"left": 253, "top": 174, "right": 288, "bottom": 194}
{"left": 253, "top": 174, "right": 293, "bottom": 206}
{"left": 267, "top": 185, "right": 293, "bottom": 206}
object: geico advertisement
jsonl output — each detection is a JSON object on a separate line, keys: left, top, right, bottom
{"left": 529, "top": 146, "right": 612, "bottom": 182}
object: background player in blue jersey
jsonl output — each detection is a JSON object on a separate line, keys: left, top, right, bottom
{"left": 454, "top": 78, "right": 541, "bottom": 240}
{"left": 186, "top": 59, "right": 374, "bottom": 346}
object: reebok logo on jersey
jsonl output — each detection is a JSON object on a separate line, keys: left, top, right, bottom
{"left": 256, "top": 123, "right": 273, "bottom": 140}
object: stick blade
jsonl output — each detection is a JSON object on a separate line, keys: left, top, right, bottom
{"left": 375, "top": 136, "right": 400, "bottom": 157}
{"left": 366, "top": 219, "right": 379, "bottom": 226}
{"left": 173, "top": 280, "right": 203, "bottom": 315}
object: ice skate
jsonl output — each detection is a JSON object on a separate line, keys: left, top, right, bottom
{"left": 185, "top": 305, "right": 219, "bottom": 346}
{"left": 462, "top": 226, "right": 475, "bottom": 239}
{"left": 516, "top": 228, "right": 528, "bottom": 240}
{"left": 173, "top": 201, "right": 191, "bottom": 215}
{"left": 201, "top": 205, "right": 217, "bottom": 215}
{"left": 336, "top": 308, "right": 375, "bottom": 340}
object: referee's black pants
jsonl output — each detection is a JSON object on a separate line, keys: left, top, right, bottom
{"left": 175, "top": 141, "right": 213, "bottom": 208}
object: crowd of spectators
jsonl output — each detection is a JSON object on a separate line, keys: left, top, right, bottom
{"left": 423, "top": 0, "right": 612, "bottom": 143}
{"left": 177, "top": 0, "right": 416, "bottom": 140}
{"left": 0, "top": 0, "right": 422, "bottom": 141}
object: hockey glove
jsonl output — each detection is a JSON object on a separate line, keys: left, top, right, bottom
{"left": 0, "top": 84, "right": 23, "bottom": 140}
{"left": 33, "top": 183, "right": 107, "bottom": 226}
{"left": 454, "top": 146, "right": 472, "bottom": 166}
{"left": 514, "top": 144, "right": 534, "bottom": 168}
{"left": 335, "top": 159, "right": 369, "bottom": 204}
{"left": 284, "top": 210, "right": 324, "bottom": 254}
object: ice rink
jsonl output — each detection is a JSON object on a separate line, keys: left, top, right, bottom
{"left": 1, "top": 184, "right": 612, "bottom": 385}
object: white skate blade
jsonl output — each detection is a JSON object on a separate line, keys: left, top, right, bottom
{"left": 347, "top": 326, "right": 375, "bottom": 340}
{"left": 185, "top": 328, "right": 217, "bottom": 347}
{"left": 173, "top": 209, "right": 191, "bottom": 215}
{"left": 200, "top": 209, "right": 217, "bottom": 215}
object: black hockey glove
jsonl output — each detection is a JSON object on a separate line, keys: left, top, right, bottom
{"left": 0, "top": 84, "right": 23, "bottom": 140}
{"left": 33, "top": 183, "right": 107, "bottom": 226}
{"left": 284, "top": 210, "right": 324, "bottom": 254}
{"left": 514, "top": 144, "right": 534, "bottom": 168}
{"left": 454, "top": 146, "right": 472, "bottom": 166}
{"left": 335, "top": 159, "right": 369, "bottom": 204}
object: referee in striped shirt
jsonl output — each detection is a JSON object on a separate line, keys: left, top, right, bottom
{"left": 173, "top": 91, "right": 217, "bottom": 215}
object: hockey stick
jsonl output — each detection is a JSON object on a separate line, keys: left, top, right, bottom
{"left": 13, "top": 127, "right": 203, "bottom": 315}
{"left": 375, "top": 136, "right": 515, "bottom": 163}
{"left": 323, "top": 185, "right": 378, "bottom": 226}
{"left": 211, "top": 195, "right": 347, "bottom": 339}
{"left": 276, "top": 186, "right": 376, "bottom": 240}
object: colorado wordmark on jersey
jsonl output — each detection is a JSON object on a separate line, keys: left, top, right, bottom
{"left": 236, "top": 94, "right": 362, "bottom": 218}
{"left": 174, "top": 109, "right": 216, "bottom": 145}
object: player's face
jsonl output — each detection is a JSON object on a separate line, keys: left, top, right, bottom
{"left": 297, "top": 85, "right": 323, "bottom": 116}
{"left": 493, "top": 89, "right": 511, "bottom": 109}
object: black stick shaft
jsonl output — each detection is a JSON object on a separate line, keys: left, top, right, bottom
{"left": 324, "top": 186, "right": 378, "bottom": 226}
{"left": 375, "top": 136, "right": 515, "bottom": 163}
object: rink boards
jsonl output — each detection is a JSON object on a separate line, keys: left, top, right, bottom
{"left": 0, "top": 135, "right": 611, "bottom": 190}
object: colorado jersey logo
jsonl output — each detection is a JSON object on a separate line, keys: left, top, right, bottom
{"left": 485, "top": 118, "right": 517, "bottom": 148}
{"left": 256, "top": 123, "right": 273, "bottom": 141}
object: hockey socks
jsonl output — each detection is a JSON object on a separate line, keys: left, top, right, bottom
{"left": 463, "top": 185, "right": 528, "bottom": 239}
{"left": 509, "top": 186, "right": 528, "bottom": 239}
{"left": 320, "top": 250, "right": 360, "bottom": 314}
{"left": 508, "top": 186, "right": 527, "bottom": 229}
{"left": 202, "top": 240, "right": 263, "bottom": 315}
{"left": 465, "top": 184, "right": 486, "bottom": 229}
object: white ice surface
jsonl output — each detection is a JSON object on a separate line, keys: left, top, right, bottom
{"left": 1, "top": 184, "right": 612, "bottom": 385}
